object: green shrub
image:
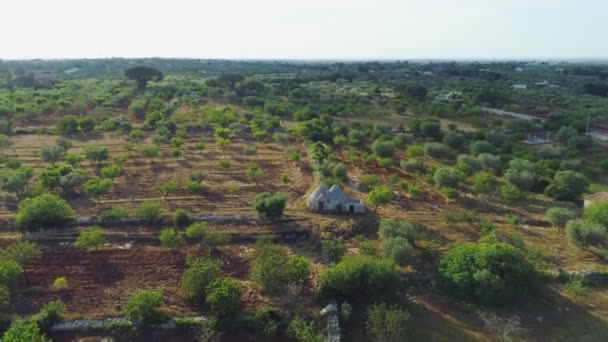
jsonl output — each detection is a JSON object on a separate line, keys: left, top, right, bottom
{"left": 371, "top": 139, "right": 395, "bottom": 158}
{"left": 159, "top": 228, "right": 185, "bottom": 250}
{"left": 405, "top": 144, "right": 424, "bottom": 158}
{"left": 32, "top": 300, "right": 66, "bottom": 329}
{"left": 321, "top": 238, "right": 347, "bottom": 263}
{"left": 15, "top": 194, "right": 75, "bottom": 230}
{"left": 565, "top": 220, "right": 607, "bottom": 250}
{"left": 287, "top": 317, "right": 325, "bottom": 342}
{"left": 0, "top": 240, "right": 41, "bottom": 264}
{"left": 545, "top": 207, "right": 576, "bottom": 229}
{"left": 180, "top": 257, "right": 222, "bottom": 303}
{"left": 365, "top": 303, "right": 410, "bottom": 342}
{"left": 0, "top": 260, "right": 23, "bottom": 289}
{"left": 253, "top": 192, "right": 286, "bottom": 221}
{"left": 124, "top": 289, "right": 163, "bottom": 323}
{"left": 2, "top": 321, "right": 51, "bottom": 342}
{"left": 75, "top": 226, "right": 105, "bottom": 251}
{"left": 53, "top": 276, "right": 68, "bottom": 290}
{"left": 206, "top": 278, "right": 241, "bottom": 317}
{"left": 250, "top": 240, "right": 289, "bottom": 293}
{"left": 382, "top": 237, "right": 411, "bottom": 265}
{"left": 186, "top": 222, "right": 208, "bottom": 240}
{"left": 173, "top": 209, "right": 190, "bottom": 227}
{"left": 0, "top": 284, "right": 9, "bottom": 310}
{"left": 319, "top": 255, "right": 400, "bottom": 300}
{"left": 100, "top": 207, "right": 130, "bottom": 221}
{"left": 584, "top": 202, "right": 608, "bottom": 228}
{"left": 424, "top": 142, "right": 452, "bottom": 159}
{"left": 135, "top": 201, "right": 164, "bottom": 222}
{"left": 287, "top": 255, "right": 312, "bottom": 285}
{"left": 400, "top": 158, "right": 425, "bottom": 173}
{"left": 436, "top": 242, "right": 536, "bottom": 305}
{"left": 379, "top": 219, "right": 417, "bottom": 245}
{"left": 433, "top": 167, "right": 464, "bottom": 188}
{"left": 500, "top": 184, "right": 527, "bottom": 202}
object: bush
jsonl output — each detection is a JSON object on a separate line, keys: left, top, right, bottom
{"left": 565, "top": 220, "right": 608, "bottom": 250}
{"left": 32, "top": 300, "right": 66, "bottom": 329}
{"left": 180, "top": 257, "right": 222, "bottom": 303}
{"left": 436, "top": 242, "right": 536, "bottom": 305}
{"left": 400, "top": 158, "right": 425, "bottom": 173}
{"left": 405, "top": 144, "right": 424, "bottom": 157}
{"left": 2, "top": 321, "right": 51, "bottom": 342}
{"left": 443, "top": 131, "right": 466, "bottom": 149}
{"left": 319, "top": 255, "right": 400, "bottom": 300}
{"left": 368, "top": 186, "right": 394, "bottom": 212}
{"left": 382, "top": 237, "right": 411, "bottom": 265}
{"left": 500, "top": 184, "right": 527, "bottom": 202}
{"left": 287, "top": 317, "right": 325, "bottom": 342}
{"left": 584, "top": 202, "right": 608, "bottom": 228}
{"left": 371, "top": 139, "right": 395, "bottom": 158}
{"left": 365, "top": 303, "right": 410, "bottom": 342}
{"left": 53, "top": 276, "right": 68, "bottom": 290}
{"left": 470, "top": 140, "right": 497, "bottom": 156}
{"left": 379, "top": 219, "right": 417, "bottom": 245}
{"left": 360, "top": 174, "right": 380, "bottom": 192}
{"left": 287, "top": 255, "right": 312, "bottom": 285}
{"left": 477, "top": 153, "right": 502, "bottom": 173}
{"left": 185, "top": 222, "right": 208, "bottom": 240}
{"left": 433, "top": 167, "right": 464, "bottom": 188}
{"left": 253, "top": 192, "right": 286, "bottom": 221}
{"left": 504, "top": 169, "right": 535, "bottom": 191}
{"left": 159, "top": 228, "right": 185, "bottom": 250}
{"left": 124, "top": 289, "right": 163, "bottom": 323}
{"left": 15, "top": 193, "right": 75, "bottom": 230}
{"left": 173, "top": 209, "right": 190, "bottom": 227}
{"left": 100, "top": 207, "right": 130, "bottom": 221}
{"left": 0, "top": 284, "right": 9, "bottom": 310}
{"left": 424, "top": 142, "right": 451, "bottom": 159}
{"left": 84, "top": 177, "right": 112, "bottom": 201}
{"left": 135, "top": 201, "right": 164, "bottom": 222}
{"left": 456, "top": 154, "right": 481, "bottom": 175}
{"left": 0, "top": 260, "right": 23, "bottom": 289}
{"left": 250, "top": 240, "right": 289, "bottom": 292}
{"left": 206, "top": 278, "right": 241, "bottom": 317}
{"left": 0, "top": 240, "right": 41, "bottom": 264}
{"left": 545, "top": 170, "right": 589, "bottom": 201}
{"left": 545, "top": 207, "right": 576, "bottom": 229}
{"left": 321, "top": 237, "right": 347, "bottom": 263}
{"left": 75, "top": 226, "right": 105, "bottom": 251}
{"left": 471, "top": 172, "right": 496, "bottom": 195}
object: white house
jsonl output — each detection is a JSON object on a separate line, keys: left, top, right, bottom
{"left": 584, "top": 192, "right": 608, "bottom": 208}
{"left": 512, "top": 84, "right": 528, "bottom": 90}
{"left": 307, "top": 184, "right": 365, "bottom": 214}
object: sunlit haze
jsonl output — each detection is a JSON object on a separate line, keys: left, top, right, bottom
{"left": 2, "top": 0, "right": 608, "bottom": 60}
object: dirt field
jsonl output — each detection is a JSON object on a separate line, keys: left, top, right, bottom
{"left": 0, "top": 132, "right": 314, "bottom": 218}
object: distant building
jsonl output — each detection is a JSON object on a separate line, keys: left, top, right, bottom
{"left": 523, "top": 131, "right": 553, "bottom": 145}
{"left": 307, "top": 184, "right": 365, "bottom": 214}
{"left": 534, "top": 80, "right": 551, "bottom": 86}
{"left": 436, "top": 91, "right": 462, "bottom": 102}
{"left": 584, "top": 192, "right": 608, "bottom": 208}
{"left": 63, "top": 67, "right": 79, "bottom": 75}
{"left": 515, "top": 67, "right": 524, "bottom": 72}
{"left": 512, "top": 84, "right": 527, "bottom": 90}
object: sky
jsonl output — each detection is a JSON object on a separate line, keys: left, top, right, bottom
{"left": 1, "top": 0, "right": 607, "bottom": 60}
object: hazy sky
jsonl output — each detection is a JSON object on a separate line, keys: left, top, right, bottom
{"left": 2, "top": 0, "right": 607, "bottom": 60}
